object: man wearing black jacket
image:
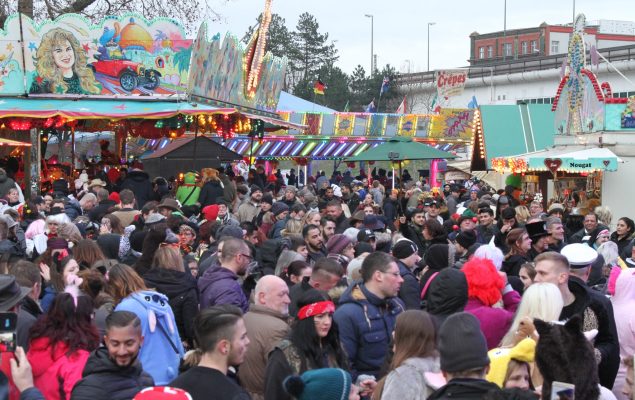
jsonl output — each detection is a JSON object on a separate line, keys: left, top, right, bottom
{"left": 534, "top": 249, "right": 620, "bottom": 389}
{"left": 392, "top": 240, "right": 422, "bottom": 310}
{"left": 71, "top": 311, "right": 154, "bottom": 400}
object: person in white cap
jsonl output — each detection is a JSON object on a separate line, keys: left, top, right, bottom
{"left": 534, "top": 249, "right": 620, "bottom": 389}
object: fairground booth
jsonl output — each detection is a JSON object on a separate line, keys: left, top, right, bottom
{"left": 0, "top": 5, "right": 472, "bottom": 197}
{"left": 469, "top": 14, "right": 634, "bottom": 219}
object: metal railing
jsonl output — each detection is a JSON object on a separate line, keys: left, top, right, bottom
{"left": 395, "top": 44, "right": 635, "bottom": 86}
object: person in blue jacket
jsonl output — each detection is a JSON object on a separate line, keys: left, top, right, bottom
{"left": 333, "top": 251, "right": 405, "bottom": 381}
{"left": 108, "top": 264, "right": 184, "bottom": 385}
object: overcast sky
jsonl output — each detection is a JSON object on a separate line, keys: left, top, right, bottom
{"left": 208, "top": 0, "right": 635, "bottom": 74}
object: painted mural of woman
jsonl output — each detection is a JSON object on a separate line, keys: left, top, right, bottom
{"left": 30, "top": 28, "right": 101, "bottom": 95}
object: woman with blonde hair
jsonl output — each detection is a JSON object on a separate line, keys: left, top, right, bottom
{"left": 281, "top": 219, "right": 303, "bottom": 237}
{"left": 30, "top": 28, "right": 101, "bottom": 94}
{"left": 373, "top": 310, "right": 439, "bottom": 400}
{"left": 514, "top": 205, "right": 531, "bottom": 225}
{"left": 500, "top": 282, "right": 563, "bottom": 348}
{"left": 303, "top": 210, "right": 322, "bottom": 228}
{"left": 198, "top": 168, "right": 225, "bottom": 207}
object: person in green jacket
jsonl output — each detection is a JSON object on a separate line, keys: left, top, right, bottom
{"left": 176, "top": 172, "right": 200, "bottom": 206}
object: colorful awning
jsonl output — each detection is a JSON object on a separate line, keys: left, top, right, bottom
{"left": 491, "top": 146, "right": 622, "bottom": 173}
{"left": 0, "top": 98, "right": 233, "bottom": 120}
{"left": 225, "top": 138, "right": 459, "bottom": 160}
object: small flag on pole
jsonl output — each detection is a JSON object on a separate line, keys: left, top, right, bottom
{"left": 380, "top": 77, "right": 390, "bottom": 95}
{"left": 395, "top": 96, "right": 407, "bottom": 114}
{"left": 313, "top": 79, "right": 325, "bottom": 95}
{"left": 365, "top": 99, "right": 377, "bottom": 113}
{"left": 343, "top": 100, "right": 350, "bottom": 112}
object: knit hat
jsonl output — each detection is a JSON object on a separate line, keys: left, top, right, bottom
{"left": 145, "top": 213, "right": 166, "bottom": 225}
{"left": 354, "top": 242, "right": 373, "bottom": 257}
{"left": 108, "top": 192, "right": 120, "bottom": 203}
{"left": 271, "top": 202, "right": 290, "bottom": 217}
{"left": 215, "top": 224, "right": 244, "bottom": 240}
{"left": 392, "top": 239, "right": 418, "bottom": 259}
{"left": 261, "top": 194, "right": 274, "bottom": 205}
{"left": 202, "top": 204, "right": 219, "bottom": 221}
{"left": 250, "top": 184, "right": 263, "bottom": 194}
{"left": 425, "top": 244, "right": 456, "bottom": 270}
{"left": 455, "top": 229, "right": 477, "bottom": 249}
{"left": 283, "top": 368, "right": 352, "bottom": 400}
{"left": 326, "top": 234, "right": 352, "bottom": 255}
{"left": 438, "top": 312, "right": 490, "bottom": 373}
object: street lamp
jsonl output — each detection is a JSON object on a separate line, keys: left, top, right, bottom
{"left": 404, "top": 59, "right": 411, "bottom": 73}
{"left": 365, "top": 14, "right": 374, "bottom": 76}
{"left": 427, "top": 22, "right": 436, "bottom": 71}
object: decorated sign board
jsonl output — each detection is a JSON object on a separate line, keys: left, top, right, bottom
{"left": 269, "top": 109, "right": 473, "bottom": 140}
{"left": 0, "top": 13, "right": 192, "bottom": 96}
{"left": 187, "top": 0, "right": 287, "bottom": 116}
{"left": 621, "top": 96, "right": 635, "bottom": 128}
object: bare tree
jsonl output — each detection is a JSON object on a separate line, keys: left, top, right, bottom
{"left": 397, "top": 84, "right": 437, "bottom": 114}
{"left": 2, "top": 0, "right": 225, "bottom": 33}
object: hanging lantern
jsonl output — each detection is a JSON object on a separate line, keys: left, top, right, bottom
{"left": 346, "top": 162, "right": 355, "bottom": 168}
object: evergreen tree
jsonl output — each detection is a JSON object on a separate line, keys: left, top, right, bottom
{"left": 290, "top": 12, "right": 338, "bottom": 82}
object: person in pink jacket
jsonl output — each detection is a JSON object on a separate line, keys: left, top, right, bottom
{"left": 462, "top": 257, "right": 521, "bottom": 349}
{"left": 26, "top": 291, "right": 100, "bottom": 400}
{"left": 611, "top": 268, "right": 635, "bottom": 400}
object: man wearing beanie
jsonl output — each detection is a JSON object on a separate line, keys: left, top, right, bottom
{"left": 428, "top": 312, "right": 502, "bottom": 399}
{"left": 392, "top": 239, "right": 422, "bottom": 310}
{"left": 453, "top": 229, "right": 477, "bottom": 269}
{"left": 237, "top": 185, "right": 262, "bottom": 223}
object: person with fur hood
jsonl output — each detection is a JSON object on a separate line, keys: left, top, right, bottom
{"left": 462, "top": 257, "right": 521, "bottom": 350}
{"left": 198, "top": 168, "right": 225, "bottom": 208}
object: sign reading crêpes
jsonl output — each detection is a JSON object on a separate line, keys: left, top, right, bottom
{"left": 435, "top": 69, "right": 468, "bottom": 99}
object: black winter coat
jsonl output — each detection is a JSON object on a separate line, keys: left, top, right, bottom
{"left": 501, "top": 254, "right": 529, "bottom": 277}
{"left": 119, "top": 170, "right": 154, "bottom": 209}
{"left": 143, "top": 268, "right": 199, "bottom": 346}
{"left": 70, "top": 347, "right": 154, "bottom": 400}
{"left": 396, "top": 260, "right": 421, "bottom": 310}
{"left": 560, "top": 277, "right": 620, "bottom": 389}
{"left": 198, "top": 180, "right": 226, "bottom": 207}
{"left": 428, "top": 378, "right": 502, "bottom": 400}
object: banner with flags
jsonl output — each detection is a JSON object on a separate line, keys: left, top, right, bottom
{"left": 313, "top": 79, "right": 325, "bottom": 95}
{"left": 395, "top": 96, "right": 407, "bottom": 114}
{"left": 380, "top": 77, "right": 390, "bottom": 96}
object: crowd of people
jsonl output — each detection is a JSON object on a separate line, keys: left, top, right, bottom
{"left": 0, "top": 163, "right": 634, "bottom": 400}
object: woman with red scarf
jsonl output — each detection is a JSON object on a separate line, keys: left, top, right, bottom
{"left": 264, "top": 291, "right": 348, "bottom": 400}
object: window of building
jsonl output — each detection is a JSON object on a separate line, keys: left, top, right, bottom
{"left": 531, "top": 40, "right": 538, "bottom": 53}
{"left": 479, "top": 47, "right": 485, "bottom": 59}
{"left": 521, "top": 41, "right": 528, "bottom": 54}
{"left": 487, "top": 46, "right": 493, "bottom": 58}
{"left": 503, "top": 43, "right": 512, "bottom": 56}
{"left": 551, "top": 40, "right": 559, "bottom": 54}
